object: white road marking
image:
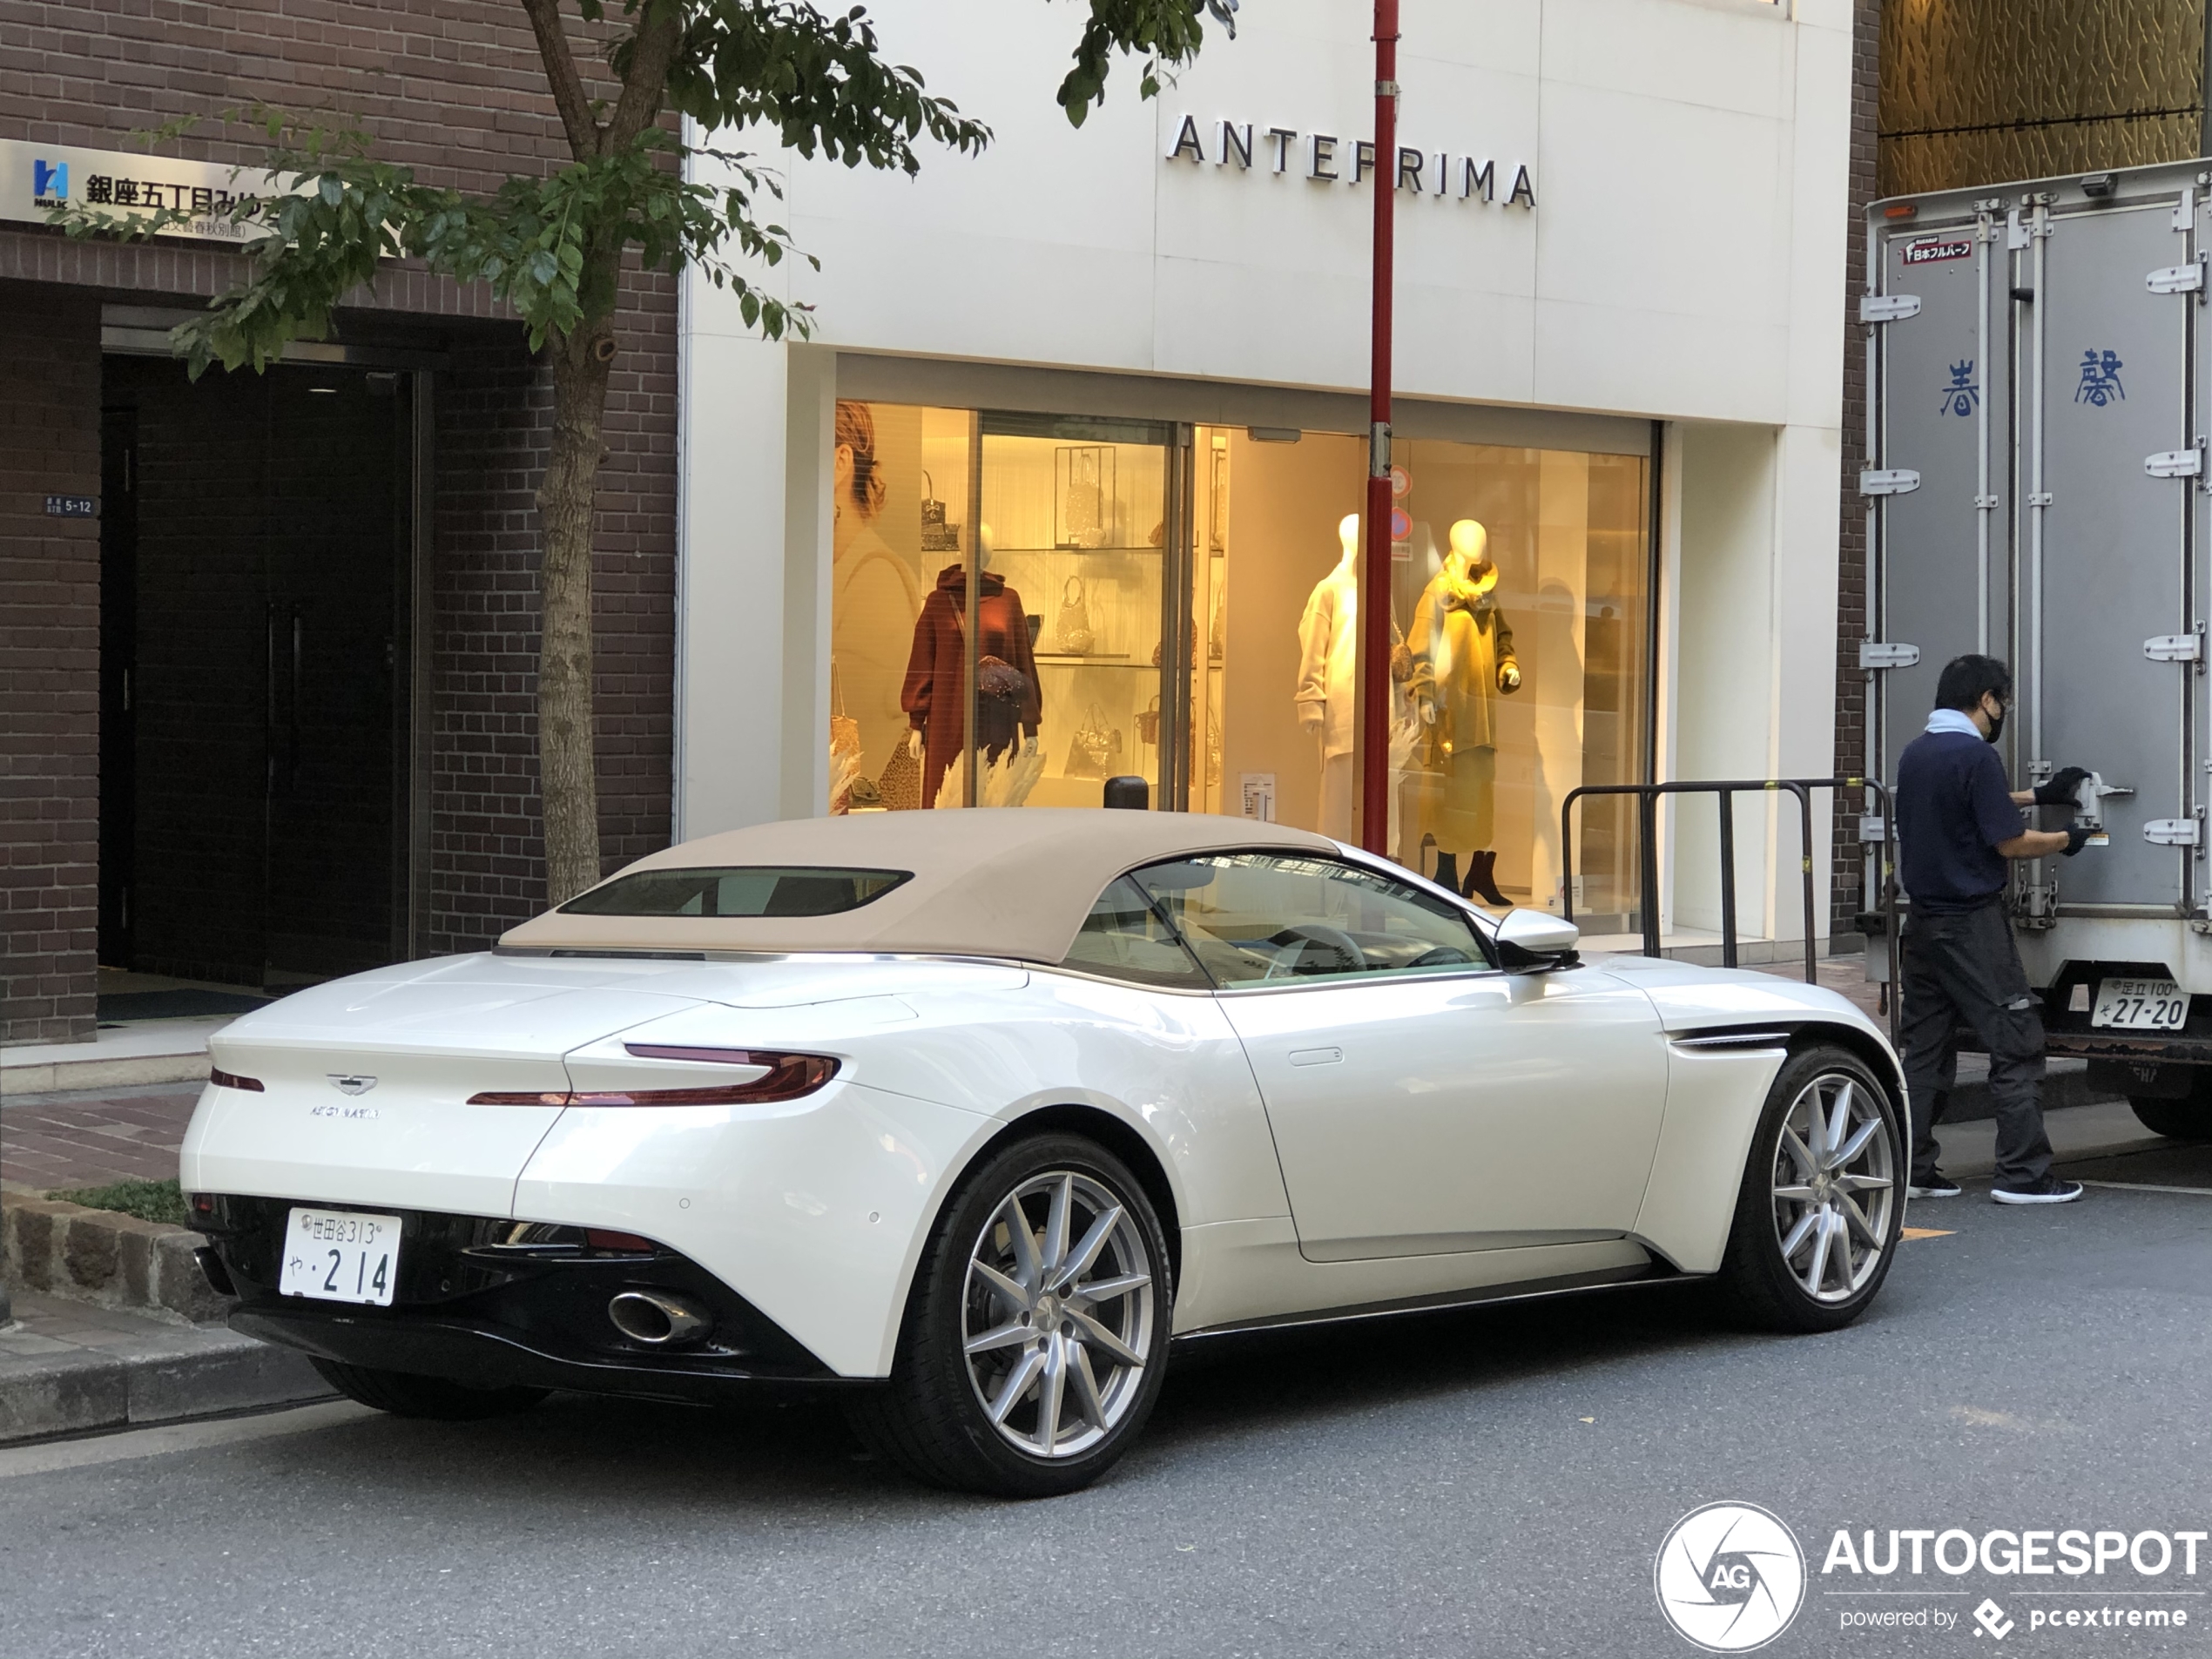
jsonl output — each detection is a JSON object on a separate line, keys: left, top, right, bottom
{"left": 0, "top": 1399, "right": 373, "bottom": 1479}
{"left": 2078, "top": 1179, "right": 2212, "bottom": 1198}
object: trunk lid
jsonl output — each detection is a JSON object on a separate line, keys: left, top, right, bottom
{"left": 184, "top": 954, "right": 715, "bottom": 1216}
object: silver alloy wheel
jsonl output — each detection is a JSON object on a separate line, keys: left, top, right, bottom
{"left": 961, "top": 1170, "right": 1156, "bottom": 1459}
{"left": 1770, "top": 1071, "right": 1897, "bottom": 1304}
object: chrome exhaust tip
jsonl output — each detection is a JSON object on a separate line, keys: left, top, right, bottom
{"left": 607, "top": 1290, "right": 712, "bottom": 1346}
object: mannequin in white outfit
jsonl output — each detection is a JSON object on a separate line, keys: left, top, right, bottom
{"left": 1296, "top": 513, "right": 1363, "bottom": 838}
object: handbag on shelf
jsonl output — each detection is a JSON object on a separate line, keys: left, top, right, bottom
{"left": 1136, "top": 695, "right": 1161, "bottom": 747}
{"left": 1064, "top": 701, "right": 1119, "bottom": 779}
{"left": 919, "top": 471, "right": 961, "bottom": 553}
{"left": 877, "top": 730, "right": 923, "bottom": 811}
{"left": 1055, "top": 576, "right": 1095, "bottom": 655}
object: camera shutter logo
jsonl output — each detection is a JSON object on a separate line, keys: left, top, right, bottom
{"left": 1654, "top": 1502, "right": 1806, "bottom": 1652}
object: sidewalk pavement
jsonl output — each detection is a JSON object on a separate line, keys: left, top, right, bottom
{"left": 0, "top": 1016, "right": 228, "bottom": 1092}
{"left": 0, "top": 1081, "right": 201, "bottom": 1191}
{"left": 1932, "top": 1098, "right": 2163, "bottom": 1182}
{"left": 0, "top": 1290, "right": 329, "bottom": 1446}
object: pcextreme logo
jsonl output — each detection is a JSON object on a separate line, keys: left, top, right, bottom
{"left": 1656, "top": 1502, "right": 1808, "bottom": 1653}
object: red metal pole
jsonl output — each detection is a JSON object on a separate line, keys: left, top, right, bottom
{"left": 1359, "top": 0, "right": 1399, "bottom": 855}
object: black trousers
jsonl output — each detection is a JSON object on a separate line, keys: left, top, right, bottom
{"left": 1898, "top": 901, "right": 2054, "bottom": 1189}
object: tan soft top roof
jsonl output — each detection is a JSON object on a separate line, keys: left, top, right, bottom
{"left": 499, "top": 809, "right": 1339, "bottom": 963}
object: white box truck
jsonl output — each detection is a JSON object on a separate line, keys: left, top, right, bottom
{"left": 1865, "top": 157, "right": 2212, "bottom": 1142}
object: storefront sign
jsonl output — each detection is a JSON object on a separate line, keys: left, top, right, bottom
{"left": 0, "top": 138, "right": 283, "bottom": 242}
{"left": 1166, "top": 117, "right": 1534, "bottom": 208}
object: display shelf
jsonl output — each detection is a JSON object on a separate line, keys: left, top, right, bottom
{"left": 1034, "top": 654, "right": 1153, "bottom": 667}
{"left": 993, "top": 544, "right": 1165, "bottom": 556}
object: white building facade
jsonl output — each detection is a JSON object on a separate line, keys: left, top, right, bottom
{"left": 677, "top": 0, "right": 1853, "bottom": 948}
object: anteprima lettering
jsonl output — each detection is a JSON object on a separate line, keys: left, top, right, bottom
{"left": 1165, "top": 116, "right": 1535, "bottom": 209}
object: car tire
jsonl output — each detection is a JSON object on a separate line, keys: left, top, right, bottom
{"left": 1713, "top": 1046, "right": 1905, "bottom": 1334}
{"left": 2129, "top": 1095, "right": 2212, "bottom": 1143}
{"left": 308, "top": 1358, "right": 550, "bottom": 1420}
{"left": 848, "top": 1132, "right": 1174, "bottom": 1498}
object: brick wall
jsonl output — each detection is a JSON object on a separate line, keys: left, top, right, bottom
{"left": 1831, "top": 0, "right": 1881, "bottom": 942}
{"left": 0, "top": 288, "right": 101, "bottom": 1043}
{"left": 0, "top": 1, "right": 679, "bottom": 1038}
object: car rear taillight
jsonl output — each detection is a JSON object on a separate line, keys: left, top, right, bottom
{"left": 468, "top": 1051, "right": 838, "bottom": 1108}
{"left": 209, "top": 1068, "right": 265, "bottom": 1092}
{"left": 585, "top": 1229, "right": 657, "bottom": 1252}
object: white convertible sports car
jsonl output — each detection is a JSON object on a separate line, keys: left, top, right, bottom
{"left": 183, "top": 810, "right": 1905, "bottom": 1496}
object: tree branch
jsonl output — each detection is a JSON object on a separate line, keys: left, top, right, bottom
{"left": 519, "top": 0, "right": 603, "bottom": 158}
{"left": 605, "top": 0, "right": 684, "bottom": 148}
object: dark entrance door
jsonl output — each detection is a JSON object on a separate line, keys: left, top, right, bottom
{"left": 99, "top": 355, "right": 414, "bottom": 989}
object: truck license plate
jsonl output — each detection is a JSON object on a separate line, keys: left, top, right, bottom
{"left": 280, "top": 1207, "right": 401, "bottom": 1305}
{"left": 2090, "top": 977, "right": 2188, "bottom": 1032}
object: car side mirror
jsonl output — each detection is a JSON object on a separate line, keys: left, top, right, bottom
{"left": 1494, "top": 908, "right": 1580, "bottom": 970}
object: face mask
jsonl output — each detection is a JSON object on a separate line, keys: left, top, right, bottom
{"left": 1984, "top": 698, "right": 2006, "bottom": 745}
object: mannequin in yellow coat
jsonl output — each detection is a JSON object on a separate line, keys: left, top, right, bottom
{"left": 1407, "top": 518, "right": 1520, "bottom": 900}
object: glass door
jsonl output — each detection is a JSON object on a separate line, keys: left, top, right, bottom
{"left": 973, "top": 414, "right": 1181, "bottom": 807}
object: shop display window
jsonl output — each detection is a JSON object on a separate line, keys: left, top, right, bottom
{"left": 829, "top": 401, "right": 1174, "bottom": 813}
{"left": 826, "top": 400, "right": 1651, "bottom": 933}
{"left": 1194, "top": 428, "right": 1650, "bottom": 931}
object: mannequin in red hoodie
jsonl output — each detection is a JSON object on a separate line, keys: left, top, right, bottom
{"left": 900, "top": 529, "right": 1043, "bottom": 805}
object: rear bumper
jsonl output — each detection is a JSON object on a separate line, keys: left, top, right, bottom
{"left": 195, "top": 1196, "right": 845, "bottom": 1399}
{"left": 229, "top": 1305, "right": 860, "bottom": 1402}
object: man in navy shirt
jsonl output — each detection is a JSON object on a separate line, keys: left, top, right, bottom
{"left": 1896, "top": 654, "right": 2093, "bottom": 1204}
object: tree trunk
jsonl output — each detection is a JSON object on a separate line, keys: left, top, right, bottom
{"left": 536, "top": 314, "right": 616, "bottom": 904}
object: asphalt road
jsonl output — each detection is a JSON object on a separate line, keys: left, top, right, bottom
{"left": 5, "top": 1142, "right": 2211, "bottom": 1659}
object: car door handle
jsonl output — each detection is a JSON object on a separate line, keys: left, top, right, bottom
{"left": 1288, "top": 1047, "right": 1343, "bottom": 1067}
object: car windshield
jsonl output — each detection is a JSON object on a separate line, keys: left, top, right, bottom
{"left": 1131, "top": 853, "right": 1488, "bottom": 985}
{"left": 559, "top": 867, "right": 912, "bottom": 918}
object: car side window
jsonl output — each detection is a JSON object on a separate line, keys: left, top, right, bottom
{"left": 1057, "top": 876, "right": 1213, "bottom": 990}
{"left": 1130, "top": 853, "right": 1493, "bottom": 988}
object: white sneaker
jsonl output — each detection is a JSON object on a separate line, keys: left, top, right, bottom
{"left": 1991, "top": 1179, "right": 2084, "bottom": 1205}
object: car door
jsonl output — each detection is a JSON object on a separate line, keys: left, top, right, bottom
{"left": 1130, "top": 853, "right": 1669, "bottom": 1263}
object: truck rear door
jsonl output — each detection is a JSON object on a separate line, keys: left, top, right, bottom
{"left": 1868, "top": 206, "right": 2010, "bottom": 776}
{"left": 2022, "top": 186, "right": 2200, "bottom": 912}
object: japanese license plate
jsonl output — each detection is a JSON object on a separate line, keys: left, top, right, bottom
{"left": 279, "top": 1207, "right": 401, "bottom": 1306}
{"left": 2090, "top": 977, "right": 2188, "bottom": 1032}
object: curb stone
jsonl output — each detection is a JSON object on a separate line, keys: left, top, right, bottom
{"left": 0, "top": 1193, "right": 228, "bottom": 1322}
{"left": 0, "top": 1292, "right": 332, "bottom": 1447}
